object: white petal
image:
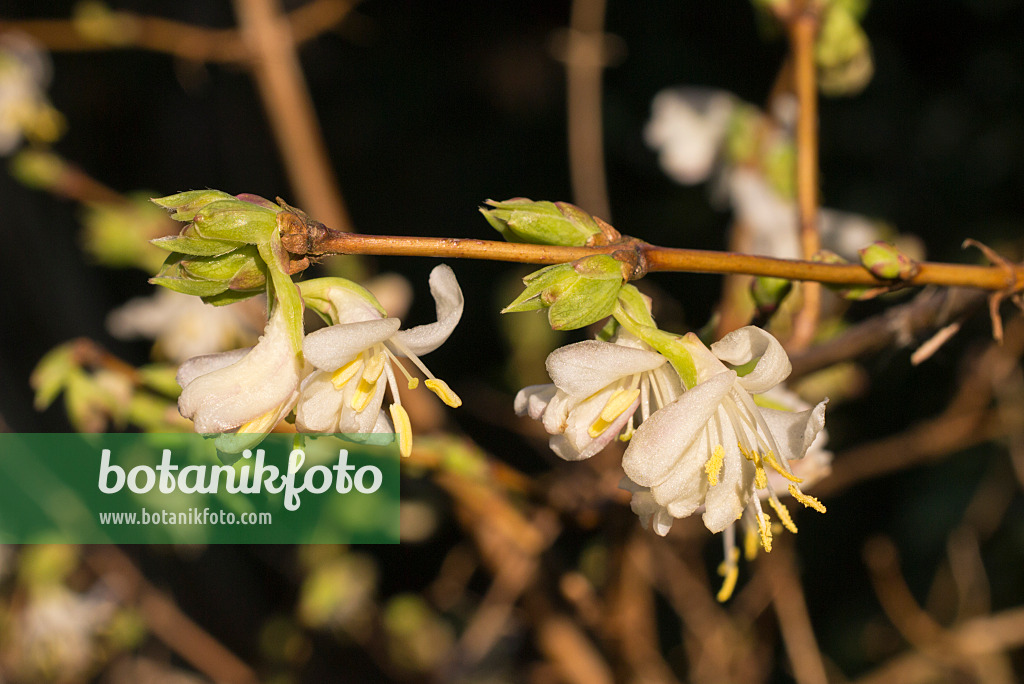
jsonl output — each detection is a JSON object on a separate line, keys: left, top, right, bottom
{"left": 303, "top": 318, "right": 400, "bottom": 370}
{"left": 760, "top": 399, "right": 828, "bottom": 464}
{"left": 711, "top": 326, "right": 791, "bottom": 393}
{"left": 390, "top": 264, "right": 464, "bottom": 357}
{"left": 701, "top": 417, "right": 755, "bottom": 532}
{"left": 551, "top": 394, "right": 638, "bottom": 461}
{"left": 546, "top": 340, "right": 667, "bottom": 397}
{"left": 622, "top": 371, "right": 736, "bottom": 486}
{"left": 294, "top": 372, "right": 344, "bottom": 433}
{"left": 337, "top": 381, "right": 387, "bottom": 434}
{"left": 178, "top": 307, "right": 299, "bottom": 433}
{"left": 650, "top": 427, "right": 712, "bottom": 515}
{"left": 514, "top": 384, "right": 557, "bottom": 419}
{"left": 541, "top": 391, "right": 575, "bottom": 436}
{"left": 176, "top": 347, "right": 251, "bottom": 389}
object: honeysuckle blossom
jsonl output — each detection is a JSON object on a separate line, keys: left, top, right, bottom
{"left": 176, "top": 301, "right": 303, "bottom": 452}
{"left": 621, "top": 327, "right": 827, "bottom": 587}
{"left": 515, "top": 328, "right": 682, "bottom": 461}
{"left": 107, "top": 288, "right": 260, "bottom": 363}
{"left": 644, "top": 88, "right": 736, "bottom": 185}
{"left": 0, "top": 33, "right": 63, "bottom": 155}
{"left": 295, "top": 265, "right": 464, "bottom": 457}
{"left": 623, "top": 382, "right": 833, "bottom": 600}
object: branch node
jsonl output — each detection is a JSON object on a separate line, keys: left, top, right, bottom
{"left": 962, "top": 239, "right": 1024, "bottom": 344}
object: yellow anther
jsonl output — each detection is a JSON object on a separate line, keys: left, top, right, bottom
{"left": 788, "top": 485, "right": 827, "bottom": 513}
{"left": 754, "top": 465, "right": 767, "bottom": 490}
{"left": 743, "top": 527, "right": 760, "bottom": 561}
{"left": 765, "top": 451, "right": 803, "bottom": 483}
{"left": 769, "top": 496, "right": 798, "bottom": 534}
{"left": 350, "top": 379, "right": 378, "bottom": 411}
{"left": 424, "top": 378, "right": 462, "bottom": 407}
{"left": 237, "top": 406, "right": 281, "bottom": 435}
{"left": 389, "top": 403, "right": 412, "bottom": 458}
{"left": 407, "top": 377, "right": 420, "bottom": 390}
{"left": 588, "top": 388, "right": 639, "bottom": 438}
{"left": 705, "top": 445, "right": 725, "bottom": 486}
{"left": 758, "top": 513, "right": 773, "bottom": 553}
{"left": 362, "top": 351, "right": 386, "bottom": 383}
{"left": 331, "top": 357, "right": 363, "bottom": 390}
{"left": 716, "top": 547, "right": 741, "bottom": 603}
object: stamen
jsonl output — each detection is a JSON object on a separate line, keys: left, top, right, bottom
{"left": 705, "top": 445, "right": 725, "bottom": 485}
{"left": 743, "top": 525, "right": 760, "bottom": 561}
{"left": 754, "top": 465, "right": 768, "bottom": 490}
{"left": 769, "top": 495, "right": 798, "bottom": 534}
{"left": 765, "top": 451, "right": 803, "bottom": 483}
{"left": 384, "top": 347, "right": 420, "bottom": 390}
{"left": 588, "top": 388, "right": 640, "bottom": 438}
{"left": 425, "top": 378, "right": 462, "bottom": 407}
{"left": 640, "top": 374, "right": 651, "bottom": 422}
{"left": 388, "top": 337, "right": 437, "bottom": 380}
{"left": 389, "top": 403, "right": 412, "bottom": 457}
{"left": 751, "top": 496, "right": 773, "bottom": 553}
{"left": 788, "top": 485, "right": 827, "bottom": 513}
{"left": 362, "top": 350, "right": 386, "bottom": 383}
{"left": 331, "top": 356, "right": 363, "bottom": 390}
{"left": 716, "top": 546, "right": 741, "bottom": 603}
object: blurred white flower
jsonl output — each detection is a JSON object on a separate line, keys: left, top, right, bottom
{"left": 0, "top": 32, "right": 63, "bottom": 155}
{"left": 728, "top": 167, "right": 884, "bottom": 260}
{"left": 177, "top": 302, "right": 303, "bottom": 451}
{"left": 516, "top": 328, "right": 682, "bottom": 461}
{"left": 644, "top": 88, "right": 736, "bottom": 184}
{"left": 621, "top": 327, "right": 827, "bottom": 563}
{"left": 107, "top": 288, "right": 259, "bottom": 363}
{"left": 295, "top": 265, "right": 464, "bottom": 457}
{"left": 14, "top": 586, "right": 115, "bottom": 679}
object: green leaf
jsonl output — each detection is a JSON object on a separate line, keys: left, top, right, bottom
{"left": 151, "top": 234, "right": 244, "bottom": 257}
{"left": 150, "top": 275, "right": 231, "bottom": 297}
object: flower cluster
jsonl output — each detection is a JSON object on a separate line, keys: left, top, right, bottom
{"left": 518, "top": 319, "right": 829, "bottom": 601}
{"left": 174, "top": 265, "right": 463, "bottom": 456}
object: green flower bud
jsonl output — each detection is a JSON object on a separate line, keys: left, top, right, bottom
{"left": 481, "top": 198, "right": 602, "bottom": 246}
{"left": 179, "top": 245, "right": 267, "bottom": 289}
{"left": 858, "top": 240, "right": 919, "bottom": 280}
{"left": 814, "top": 249, "right": 887, "bottom": 301}
{"left": 192, "top": 199, "right": 280, "bottom": 243}
{"left": 9, "top": 149, "right": 64, "bottom": 190}
{"left": 816, "top": 5, "right": 874, "bottom": 96}
{"left": 750, "top": 276, "right": 792, "bottom": 317}
{"left": 503, "top": 255, "right": 625, "bottom": 330}
{"left": 151, "top": 190, "right": 237, "bottom": 222}
{"left": 152, "top": 226, "right": 244, "bottom": 257}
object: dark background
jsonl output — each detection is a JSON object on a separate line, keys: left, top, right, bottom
{"left": 1, "top": 0, "right": 1023, "bottom": 680}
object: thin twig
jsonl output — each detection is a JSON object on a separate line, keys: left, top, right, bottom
{"left": 84, "top": 546, "right": 259, "bottom": 684}
{"left": 311, "top": 230, "right": 1024, "bottom": 292}
{"left": 234, "top": 0, "right": 354, "bottom": 234}
{"left": 786, "top": 4, "right": 822, "bottom": 352}
{"left": 562, "top": 0, "right": 612, "bottom": 220}
{"left": 0, "top": 0, "right": 354, "bottom": 64}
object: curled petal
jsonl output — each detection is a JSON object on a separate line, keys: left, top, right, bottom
{"left": 546, "top": 340, "right": 667, "bottom": 397}
{"left": 390, "top": 264, "right": 464, "bottom": 357}
{"left": 303, "top": 318, "right": 400, "bottom": 370}
{"left": 176, "top": 347, "right": 250, "bottom": 389}
{"left": 760, "top": 399, "right": 828, "bottom": 465}
{"left": 711, "top": 326, "right": 791, "bottom": 393}
{"left": 622, "top": 371, "right": 736, "bottom": 486}
{"left": 514, "top": 384, "right": 557, "bottom": 420}
{"left": 178, "top": 307, "right": 300, "bottom": 433}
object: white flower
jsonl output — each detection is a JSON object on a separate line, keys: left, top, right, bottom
{"left": 295, "top": 265, "right": 464, "bottom": 457}
{"left": 728, "top": 167, "right": 884, "bottom": 261}
{"left": 515, "top": 329, "right": 682, "bottom": 461}
{"left": 0, "top": 32, "right": 63, "bottom": 155}
{"left": 107, "top": 288, "right": 260, "bottom": 363}
{"left": 644, "top": 88, "right": 736, "bottom": 185}
{"left": 621, "top": 326, "right": 827, "bottom": 559}
{"left": 177, "top": 302, "right": 303, "bottom": 451}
